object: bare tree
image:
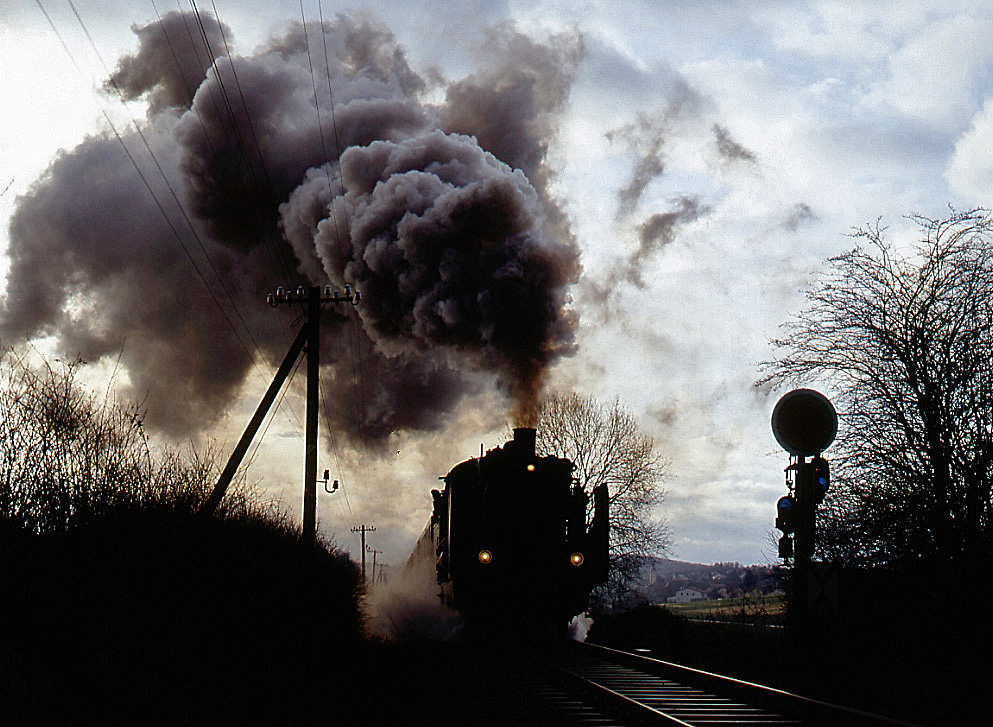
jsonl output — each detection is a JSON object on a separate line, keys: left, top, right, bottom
{"left": 532, "top": 392, "right": 670, "bottom": 606}
{"left": 761, "top": 209, "right": 993, "bottom": 570}
{"left": 0, "top": 348, "right": 254, "bottom": 533}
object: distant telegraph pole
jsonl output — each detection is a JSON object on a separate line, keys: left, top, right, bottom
{"left": 351, "top": 525, "right": 376, "bottom": 581}
{"left": 367, "top": 547, "right": 382, "bottom": 586}
{"left": 202, "top": 284, "right": 359, "bottom": 544}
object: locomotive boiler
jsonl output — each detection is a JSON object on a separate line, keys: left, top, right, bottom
{"left": 428, "top": 427, "right": 609, "bottom": 632}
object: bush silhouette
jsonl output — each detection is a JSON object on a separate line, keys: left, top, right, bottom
{"left": 0, "top": 353, "right": 366, "bottom": 722}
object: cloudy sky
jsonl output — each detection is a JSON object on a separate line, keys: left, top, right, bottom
{"left": 2, "top": 0, "right": 992, "bottom": 570}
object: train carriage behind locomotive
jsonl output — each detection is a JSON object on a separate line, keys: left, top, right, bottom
{"left": 428, "top": 427, "right": 608, "bottom": 630}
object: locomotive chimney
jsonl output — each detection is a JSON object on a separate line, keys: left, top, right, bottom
{"left": 513, "top": 427, "right": 537, "bottom": 458}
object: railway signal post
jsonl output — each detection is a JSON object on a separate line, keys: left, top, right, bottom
{"left": 770, "top": 389, "right": 837, "bottom": 625}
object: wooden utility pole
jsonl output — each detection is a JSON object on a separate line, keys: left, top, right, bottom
{"left": 202, "top": 284, "right": 359, "bottom": 545}
{"left": 303, "top": 286, "right": 321, "bottom": 541}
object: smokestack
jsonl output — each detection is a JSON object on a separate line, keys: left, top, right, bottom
{"left": 513, "top": 427, "right": 537, "bottom": 458}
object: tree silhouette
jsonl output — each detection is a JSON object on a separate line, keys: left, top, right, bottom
{"left": 531, "top": 392, "right": 670, "bottom": 606}
{"left": 762, "top": 209, "right": 993, "bottom": 570}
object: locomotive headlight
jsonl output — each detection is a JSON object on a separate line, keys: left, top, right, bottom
{"left": 526, "top": 464, "right": 535, "bottom": 472}
{"left": 478, "top": 549, "right": 493, "bottom": 564}
{"left": 570, "top": 552, "right": 584, "bottom": 567}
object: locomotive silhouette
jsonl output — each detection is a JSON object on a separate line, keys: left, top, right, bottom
{"left": 428, "top": 427, "right": 609, "bottom": 632}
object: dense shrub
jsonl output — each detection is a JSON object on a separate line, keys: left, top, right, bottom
{"left": 0, "top": 352, "right": 366, "bottom": 721}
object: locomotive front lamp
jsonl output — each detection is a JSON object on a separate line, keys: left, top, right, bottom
{"left": 570, "top": 552, "right": 584, "bottom": 567}
{"left": 526, "top": 464, "right": 536, "bottom": 472}
{"left": 478, "top": 549, "right": 493, "bottom": 564}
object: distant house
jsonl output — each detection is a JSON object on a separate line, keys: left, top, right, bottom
{"left": 668, "top": 587, "right": 706, "bottom": 603}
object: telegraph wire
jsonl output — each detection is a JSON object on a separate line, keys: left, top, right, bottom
{"left": 39, "top": 2, "right": 379, "bottom": 537}
{"left": 41, "top": 1, "right": 307, "bottom": 440}
{"left": 189, "top": 0, "right": 302, "bottom": 288}
{"left": 172, "top": 1, "right": 246, "bottom": 165}
{"left": 35, "top": 2, "right": 243, "bottom": 361}
{"left": 299, "top": 2, "right": 369, "bottom": 433}
{"left": 298, "top": 0, "right": 366, "bottom": 529}
{"left": 314, "top": 0, "right": 372, "bottom": 431}
{"left": 299, "top": 2, "right": 339, "bottom": 207}
{"left": 245, "top": 342, "right": 306, "bottom": 471}
{"left": 317, "top": 0, "right": 350, "bottom": 213}
{"left": 149, "top": 0, "right": 219, "bottom": 160}
{"left": 318, "top": 360, "right": 357, "bottom": 527}
{"left": 175, "top": 0, "right": 304, "bottom": 376}
{"left": 63, "top": 0, "right": 280, "bottom": 389}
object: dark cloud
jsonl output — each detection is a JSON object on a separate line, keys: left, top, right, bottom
{"left": 711, "top": 123, "right": 756, "bottom": 164}
{"left": 1, "top": 12, "right": 581, "bottom": 441}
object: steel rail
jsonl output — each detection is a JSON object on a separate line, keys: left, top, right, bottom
{"left": 537, "top": 648, "right": 803, "bottom": 726}
{"left": 575, "top": 642, "right": 920, "bottom": 727}
{"left": 534, "top": 658, "right": 697, "bottom": 726}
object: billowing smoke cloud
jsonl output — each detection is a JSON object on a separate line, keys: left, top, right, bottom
{"left": 109, "top": 10, "right": 227, "bottom": 116}
{"left": 283, "top": 131, "right": 579, "bottom": 427}
{"left": 0, "top": 11, "right": 581, "bottom": 440}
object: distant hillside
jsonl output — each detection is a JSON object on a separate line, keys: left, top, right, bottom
{"left": 632, "top": 558, "right": 784, "bottom": 602}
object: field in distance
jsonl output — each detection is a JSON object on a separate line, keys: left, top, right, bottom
{"left": 661, "top": 593, "right": 786, "bottom": 623}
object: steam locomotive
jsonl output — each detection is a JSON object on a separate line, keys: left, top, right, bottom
{"left": 428, "top": 427, "right": 609, "bottom": 633}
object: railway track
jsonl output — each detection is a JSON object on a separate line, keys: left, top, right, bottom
{"left": 521, "top": 641, "right": 920, "bottom": 727}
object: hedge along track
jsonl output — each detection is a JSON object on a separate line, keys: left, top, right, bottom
{"left": 519, "top": 641, "right": 922, "bottom": 727}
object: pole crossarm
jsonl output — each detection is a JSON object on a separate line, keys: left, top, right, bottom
{"left": 267, "top": 284, "right": 360, "bottom": 308}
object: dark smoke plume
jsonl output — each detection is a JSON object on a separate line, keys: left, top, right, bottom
{"left": 711, "top": 123, "right": 756, "bottom": 165}
{"left": 783, "top": 202, "right": 816, "bottom": 231}
{"left": 606, "top": 85, "right": 701, "bottom": 218}
{"left": 630, "top": 196, "right": 705, "bottom": 286}
{"left": 283, "top": 131, "right": 579, "bottom": 427}
{"left": 1, "top": 12, "right": 581, "bottom": 440}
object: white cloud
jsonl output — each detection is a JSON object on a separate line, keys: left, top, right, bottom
{"left": 869, "top": 13, "right": 993, "bottom": 131}
{"left": 947, "top": 95, "right": 993, "bottom": 205}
